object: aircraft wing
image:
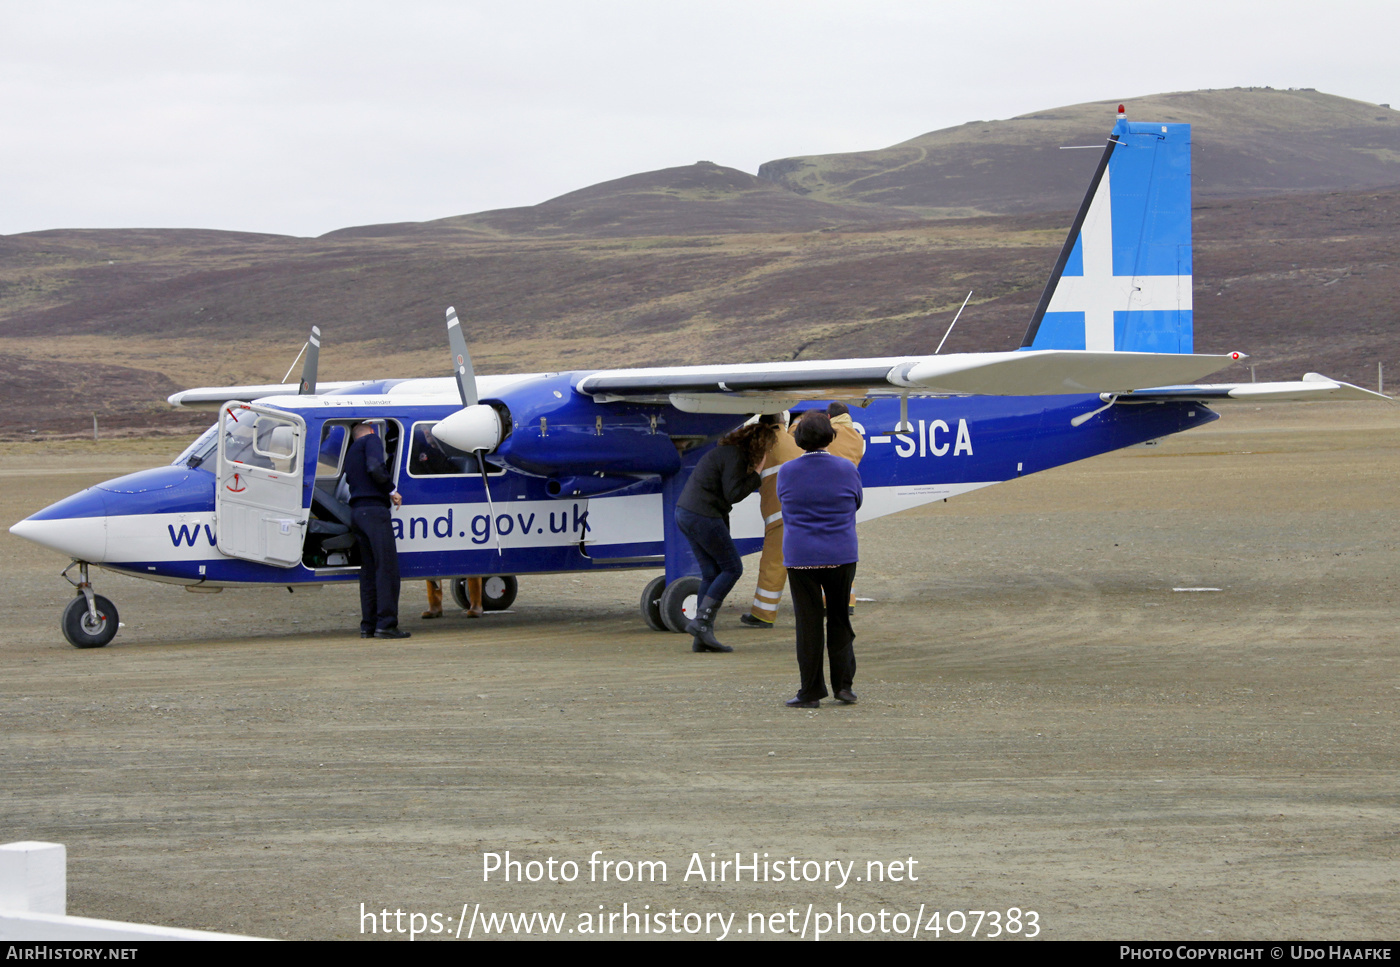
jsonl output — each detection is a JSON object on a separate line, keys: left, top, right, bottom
{"left": 167, "top": 381, "right": 380, "bottom": 409}
{"left": 575, "top": 349, "right": 1243, "bottom": 410}
{"left": 1119, "top": 373, "right": 1391, "bottom": 404}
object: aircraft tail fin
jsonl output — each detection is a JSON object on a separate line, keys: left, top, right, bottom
{"left": 1021, "top": 113, "right": 1193, "bottom": 354}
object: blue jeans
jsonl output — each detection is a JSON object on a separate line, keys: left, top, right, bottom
{"left": 675, "top": 507, "right": 743, "bottom": 607}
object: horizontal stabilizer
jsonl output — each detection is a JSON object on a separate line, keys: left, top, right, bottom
{"left": 1121, "top": 374, "right": 1391, "bottom": 403}
{"left": 892, "top": 350, "right": 1235, "bottom": 396}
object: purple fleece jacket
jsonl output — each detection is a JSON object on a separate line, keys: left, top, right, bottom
{"left": 776, "top": 450, "right": 862, "bottom": 567}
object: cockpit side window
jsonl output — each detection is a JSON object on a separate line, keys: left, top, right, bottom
{"left": 174, "top": 423, "right": 219, "bottom": 469}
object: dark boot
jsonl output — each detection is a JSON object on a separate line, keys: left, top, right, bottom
{"left": 686, "top": 597, "right": 732, "bottom": 653}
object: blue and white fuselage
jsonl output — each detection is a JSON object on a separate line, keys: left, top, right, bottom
{"left": 13, "top": 378, "right": 1217, "bottom": 589}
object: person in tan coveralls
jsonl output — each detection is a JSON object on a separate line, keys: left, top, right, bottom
{"left": 741, "top": 403, "right": 866, "bottom": 628}
{"left": 423, "top": 577, "right": 483, "bottom": 619}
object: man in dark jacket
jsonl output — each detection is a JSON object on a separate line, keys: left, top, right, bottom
{"left": 346, "top": 422, "right": 409, "bottom": 639}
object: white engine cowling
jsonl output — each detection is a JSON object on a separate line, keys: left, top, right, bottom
{"left": 434, "top": 404, "right": 503, "bottom": 454}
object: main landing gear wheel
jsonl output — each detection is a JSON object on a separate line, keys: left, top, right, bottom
{"left": 451, "top": 575, "right": 518, "bottom": 612}
{"left": 658, "top": 576, "right": 700, "bottom": 634}
{"left": 61, "top": 594, "right": 119, "bottom": 649}
{"left": 640, "top": 575, "right": 668, "bottom": 632}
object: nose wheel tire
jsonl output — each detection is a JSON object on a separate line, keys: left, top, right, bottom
{"left": 658, "top": 576, "right": 701, "bottom": 634}
{"left": 62, "top": 594, "right": 119, "bottom": 649}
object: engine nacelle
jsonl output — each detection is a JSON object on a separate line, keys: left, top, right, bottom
{"left": 433, "top": 404, "right": 504, "bottom": 454}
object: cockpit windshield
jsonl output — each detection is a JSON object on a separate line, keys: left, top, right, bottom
{"left": 172, "top": 423, "right": 219, "bottom": 469}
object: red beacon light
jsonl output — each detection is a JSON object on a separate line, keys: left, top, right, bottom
{"left": 1117, "top": 104, "right": 1126, "bottom": 118}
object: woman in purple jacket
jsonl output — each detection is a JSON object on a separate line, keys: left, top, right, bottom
{"left": 776, "top": 411, "right": 863, "bottom": 708}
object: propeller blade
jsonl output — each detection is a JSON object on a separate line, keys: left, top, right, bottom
{"left": 444, "top": 305, "right": 505, "bottom": 547}
{"left": 478, "top": 452, "right": 501, "bottom": 556}
{"left": 446, "top": 306, "right": 478, "bottom": 407}
{"left": 297, "top": 325, "right": 321, "bottom": 395}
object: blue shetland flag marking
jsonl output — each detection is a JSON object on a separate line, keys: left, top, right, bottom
{"left": 1023, "top": 119, "right": 1193, "bottom": 354}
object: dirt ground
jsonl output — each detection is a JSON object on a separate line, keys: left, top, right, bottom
{"left": 2, "top": 403, "right": 1396, "bottom": 941}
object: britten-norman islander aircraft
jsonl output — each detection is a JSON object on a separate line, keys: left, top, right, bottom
{"left": 10, "top": 108, "right": 1388, "bottom": 647}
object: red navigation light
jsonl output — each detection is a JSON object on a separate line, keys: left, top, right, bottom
{"left": 1117, "top": 104, "right": 1126, "bottom": 116}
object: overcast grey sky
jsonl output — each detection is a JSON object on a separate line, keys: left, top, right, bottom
{"left": 3, "top": 0, "right": 1395, "bottom": 237}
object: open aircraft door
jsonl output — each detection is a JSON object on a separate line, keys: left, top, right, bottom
{"left": 216, "top": 402, "right": 308, "bottom": 567}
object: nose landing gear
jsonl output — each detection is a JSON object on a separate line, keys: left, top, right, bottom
{"left": 61, "top": 561, "right": 119, "bottom": 649}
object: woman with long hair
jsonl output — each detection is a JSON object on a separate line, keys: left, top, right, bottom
{"left": 674, "top": 421, "right": 778, "bottom": 652}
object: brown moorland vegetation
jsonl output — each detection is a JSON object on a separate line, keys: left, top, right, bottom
{"left": 1, "top": 88, "right": 1395, "bottom": 440}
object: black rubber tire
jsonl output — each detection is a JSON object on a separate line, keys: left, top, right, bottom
{"left": 451, "top": 575, "right": 518, "bottom": 611}
{"left": 640, "top": 575, "right": 668, "bottom": 632}
{"left": 482, "top": 575, "right": 517, "bottom": 611}
{"left": 449, "top": 577, "right": 471, "bottom": 611}
{"left": 659, "top": 576, "right": 701, "bottom": 634}
{"left": 62, "top": 594, "right": 119, "bottom": 649}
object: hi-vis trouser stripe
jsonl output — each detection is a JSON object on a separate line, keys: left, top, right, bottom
{"left": 752, "top": 586, "right": 782, "bottom": 614}
{"left": 750, "top": 521, "right": 788, "bottom": 622}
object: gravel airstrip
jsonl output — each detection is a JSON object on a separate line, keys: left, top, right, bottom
{"left": 2, "top": 403, "right": 1396, "bottom": 940}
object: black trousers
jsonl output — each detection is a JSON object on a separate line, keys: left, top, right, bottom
{"left": 787, "top": 563, "right": 857, "bottom": 701}
{"left": 352, "top": 503, "right": 400, "bottom": 633}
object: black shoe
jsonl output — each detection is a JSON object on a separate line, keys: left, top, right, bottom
{"left": 374, "top": 628, "right": 412, "bottom": 639}
{"left": 785, "top": 696, "right": 820, "bottom": 708}
{"left": 360, "top": 630, "right": 373, "bottom": 638}
{"left": 739, "top": 613, "right": 773, "bottom": 628}
{"left": 692, "top": 636, "right": 733, "bottom": 653}
{"left": 834, "top": 689, "right": 858, "bottom": 704}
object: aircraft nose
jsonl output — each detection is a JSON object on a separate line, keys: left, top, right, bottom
{"left": 9, "top": 490, "right": 110, "bottom": 562}
{"left": 9, "top": 517, "right": 109, "bottom": 562}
